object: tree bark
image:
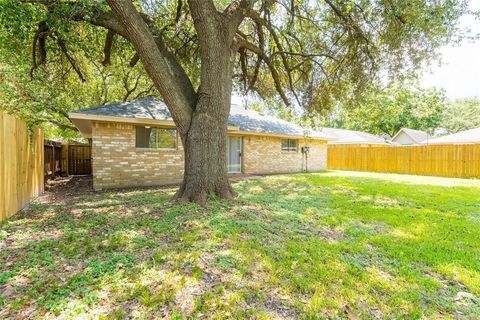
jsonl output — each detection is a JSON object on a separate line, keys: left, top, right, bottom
{"left": 173, "top": 4, "right": 237, "bottom": 205}
{"left": 173, "top": 96, "right": 235, "bottom": 206}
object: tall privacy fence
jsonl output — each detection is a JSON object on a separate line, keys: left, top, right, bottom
{"left": 0, "top": 112, "right": 44, "bottom": 221}
{"left": 44, "top": 140, "right": 62, "bottom": 180}
{"left": 327, "top": 144, "right": 480, "bottom": 178}
{"left": 44, "top": 142, "right": 92, "bottom": 177}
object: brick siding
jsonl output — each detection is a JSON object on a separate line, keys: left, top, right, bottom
{"left": 242, "top": 135, "right": 327, "bottom": 174}
{"left": 92, "top": 122, "right": 184, "bottom": 190}
{"left": 92, "top": 121, "right": 327, "bottom": 190}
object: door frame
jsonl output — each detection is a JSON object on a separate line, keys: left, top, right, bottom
{"left": 227, "top": 136, "right": 243, "bottom": 173}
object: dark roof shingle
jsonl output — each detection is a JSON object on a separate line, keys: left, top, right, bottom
{"left": 73, "top": 97, "right": 333, "bottom": 139}
{"left": 76, "top": 97, "right": 172, "bottom": 120}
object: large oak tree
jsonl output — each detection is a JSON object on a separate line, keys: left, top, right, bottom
{"left": 5, "top": 0, "right": 466, "bottom": 205}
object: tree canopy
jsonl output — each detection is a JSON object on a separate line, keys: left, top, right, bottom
{"left": 0, "top": 0, "right": 467, "bottom": 133}
{"left": 0, "top": 2, "right": 154, "bottom": 137}
{"left": 0, "top": 0, "right": 469, "bottom": 203}
{"left": 322, "top": 79, "right": 448, "bottom": 136}
{"left": 441, "top": 98, "right": 480, "bottom": 134}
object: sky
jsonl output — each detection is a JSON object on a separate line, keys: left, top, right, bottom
{"left": 421, "top": 0, "right": 480, "bottom": 99}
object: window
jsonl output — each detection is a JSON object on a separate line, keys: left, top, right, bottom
{"left": 135, "top": 126, "right": 177, "bottom": 149}
{"left": 281, "top": 139, "right": 298, "bottom": 152}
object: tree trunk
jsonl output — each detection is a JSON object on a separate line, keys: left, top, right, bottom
{"left": 173, "top": 27, "right": 236, "bottom": 206}
{"left": 173, "top": 95, "right": 235, "bottom": 206}
{"left": 107, "top": 0, "right": 241, "bottom": 206}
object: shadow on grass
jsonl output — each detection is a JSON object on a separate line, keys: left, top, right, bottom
{"left": 0, "top": 173, "right": 479, "bottom": 318}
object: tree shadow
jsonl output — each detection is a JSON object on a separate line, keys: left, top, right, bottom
{"left": 0, "top": 173, "right": 479, "bottom": 318}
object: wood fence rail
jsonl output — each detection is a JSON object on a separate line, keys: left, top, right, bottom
{"left": 327, "top": 144, "right": 480, "bottom": 178}
{"left": 0, "top": 112, "right": 44, "bottom": 221}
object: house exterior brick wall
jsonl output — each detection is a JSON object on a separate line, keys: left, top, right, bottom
{"left": 242, "top": 135, "right": 327, "bottom": 174}
{"left": 91, "top": 121, "right": 328, "bottom": 190}
{"left": 92, "top": 121, "right": 184, "bottom": 190}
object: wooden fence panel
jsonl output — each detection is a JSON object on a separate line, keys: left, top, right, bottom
{"left": 327, "top": 144, "right": 480, "bottom": 179}
{"left": 67, "top": 144, "right": 92, "bottom": 175}
{"left": 44, "top": 140, "right": 62, "bottom": 179}
{"left": 0, "top": 112, "right": 44, "bottom": 221}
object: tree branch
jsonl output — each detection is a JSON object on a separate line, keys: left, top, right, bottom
{"left": 27, "top": 0, "right": 196, "bottom": 133}
{"left": 30, "top": 21, "right": 49, "bottom": 78}
{"left": 56, "top": 38, "right": 86, "bottom": 82}
{"left": 236, "top": 37, "right": 290, "bottom": 105}
{"left": 223, "top": 0, "right": 258, "bottom": 36}
{"left": 246, "top": 8, "right": 303, "bottom": 105}
{"left": 102, "top": 30, "right": 115, "bottom": 66}
{"left": 129, "top": 53, "right": 139, "bottom": 67}
{"left": 188, "top": 0, "right": 222, "bottom": 40}
{"left": 105, "top": 0, "right": 196, "bottom": 135}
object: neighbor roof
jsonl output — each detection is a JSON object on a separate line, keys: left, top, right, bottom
{"left": 321, "top": 127, "right": 395, "bottom": 145}
{"left": 421, "top": 127, "right": 480, "bottom": 144}
{"left": 392, "top": 128, "right": 431, "bottom": 144}
{"left": 69, "top": 97, "right": 334, "bottom": 140}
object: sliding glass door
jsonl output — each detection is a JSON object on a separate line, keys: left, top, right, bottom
{"left": 227, "top": 136, "right": 242, "bottom": 173}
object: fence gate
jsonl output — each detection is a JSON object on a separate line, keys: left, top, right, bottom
{"left": 67, "top": 144, "right": 92, "bottom": 175}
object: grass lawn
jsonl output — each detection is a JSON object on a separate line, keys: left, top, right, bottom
{"left": 1, "top": 171, "right": 479, "bottom": 319}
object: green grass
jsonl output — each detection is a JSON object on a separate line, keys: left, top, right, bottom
{"left": 1, "top": 171, "right": 479, "bottom": 319}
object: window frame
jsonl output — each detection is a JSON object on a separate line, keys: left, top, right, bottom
{"left": 135, "top": 126, "right": 178, "bottom": 150}
{"left": 281, "top": 139, "right": 298, "bottom": 152}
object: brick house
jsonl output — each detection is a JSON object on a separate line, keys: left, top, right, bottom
{"left": 69, "top": 97, "right": 334, "bottom": 190}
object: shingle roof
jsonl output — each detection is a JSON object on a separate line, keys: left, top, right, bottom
{"left": 321, "top": 127, "right": 395, "bottom": 145}
{"left": 421, "top": 127, "right": 480, "bottom": 144}
{"left": 75, "top": 97, "right": 172, "bottom": 120}
{"left": 228, "top": 104, "right": 331, "bottom": 138}
{"left": 393, "top": 128, "right": 431, "bottom": 144}
{"left": 73, "top": 97, "right": 333, "bottom": 140}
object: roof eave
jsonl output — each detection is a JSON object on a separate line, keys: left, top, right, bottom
{"left": 328, "top": 141, "right": 390, "bottom": 145}
{"left": 68, "top": 112, "right": 177, "bottom": 127}
{"left": 69, "top": 112, "right": 241, "bottom": 130}
{"left": 422, "top": 141, "right": 480, "bottom": 145}
{"left": 224, "top": 128, "right": 334, "bottom": 140}
{"left": 69, "top": 112, "right": 334, "bottom": 141}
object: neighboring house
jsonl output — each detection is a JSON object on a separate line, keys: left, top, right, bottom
{"left": 321, "top": 127, "right": 395, "bottom": 145}
{"left": 69, "top": 97, "right": 334, "bottom": 190}
{"left": 391, "top": 128, "right": 431, "bottom": 145}
{"left": 421, "top": 127, "right": 480, "bottom": 144}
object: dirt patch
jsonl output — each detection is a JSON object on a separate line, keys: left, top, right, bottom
{"left": 38, "top": 175, "right": 260, "bottom": 207}
{"left": 40, "top": 176, "right": 94, "bottom": 205}
{"left": 317, "top": 226, "right": 349, "bottom": 242}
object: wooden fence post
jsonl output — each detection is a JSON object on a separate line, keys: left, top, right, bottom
{"left": 61, "top": 142, "right": 69, "bottom": 176}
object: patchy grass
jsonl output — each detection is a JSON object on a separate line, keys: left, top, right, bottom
{"left": 1, "top": 171, "right": 479, "bottom": 319}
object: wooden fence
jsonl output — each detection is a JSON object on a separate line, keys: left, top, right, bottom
{"left": 42, "top": 142, "right": 92, "bottom": 179}
{"left": 44, "top": 140, "right": 62, "bottom": 179}
{"left": 63, "top": 143, "right": 92, "bottom": 175}
{"left": 327, "top": 144, "right": 480, "bottom": 178}
{"left": 0, "top": 112, "right": 44, "bottom": 221}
